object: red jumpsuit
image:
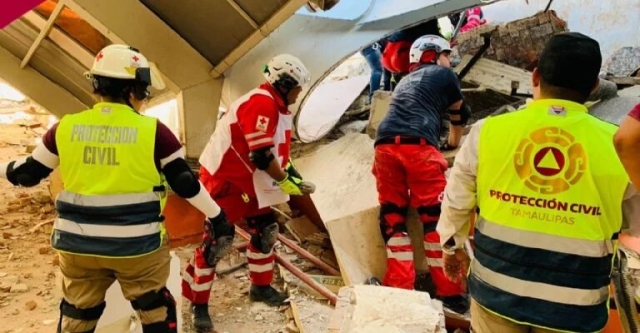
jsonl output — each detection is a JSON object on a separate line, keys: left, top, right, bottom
{"left": 182, "top": 83, "right": 291, "bottom": 304}
{"left": 373, "top": 63, "right": 465, "bottom": 298}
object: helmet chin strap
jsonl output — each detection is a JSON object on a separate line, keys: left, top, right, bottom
{"left": 273, "top": 82, "right": 293, "bottom": 105}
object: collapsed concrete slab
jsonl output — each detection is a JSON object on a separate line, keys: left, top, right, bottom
{"left": 294, "top": 133, "right": 378, "bottom": 223}
{"left": 294, "top": 133, "right": 457, "bottom": 286}
{"left": 455, "top": 10, "right": 568, "bottom": 70}
{"left": 328, "top": 285, "right": 446, "bottom": 333}
{"left": 296, "top": 74, "right": 369, "bottom": 143}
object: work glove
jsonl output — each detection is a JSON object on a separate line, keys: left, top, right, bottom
{"left": 281, "top": 159, "right": 316, "bottom": 195}
{"left": 201, "top": 211, "right": 236, "bottom": 267}
{"left": 285, "top": 159, "right": 302, "bottom": 179}
{"left": 276, "top": 172, "right": 305, "bottom": 196}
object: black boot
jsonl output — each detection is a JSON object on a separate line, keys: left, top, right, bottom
{"left": 439, "top": 294, "right": 470, "bottom": 315}
{"left": 191, "top": 303, "right": 214, "bottom": 333}
{"left": 249, "top": 285, "right": 289, "bottom": 306}
{"left": 364, "top": 276, "right": 382, "bottom": 286}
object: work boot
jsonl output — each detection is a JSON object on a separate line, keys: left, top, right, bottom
{"left": 414, "top": 272, "right": 436, "bottom": 295}
{"left": 191, "top": 303, "right": 214, "bottom": 333}
{"left": 439, "top": 294, "right": 470, "bottom": 315}
{"left": 249, "top": 285, "right": 289, "bottom": 306}
{"left": 364, "top": 276, "right": 382, "bottom": 286}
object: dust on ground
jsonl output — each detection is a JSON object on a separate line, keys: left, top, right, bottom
{"left": 0, "top": 123, "right": 61, "bottom": 333}
{"left": 0, "top": 120, "right": 333, "bottom": 333}
{"left": 174, "top": 244, "right": 291, "bottom": 333}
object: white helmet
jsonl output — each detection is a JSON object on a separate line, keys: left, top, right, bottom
{"left": 409, "top": 35, "right": 452, "bottom": 64}
{"left": 85, "top": 44, "right": 165, "bottom": 90}
{"left": 263, "top": 54, "right": 311, "bottom": 88}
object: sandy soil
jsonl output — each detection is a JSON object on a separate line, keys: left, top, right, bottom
{"left": 0, "top": 124, "right": 61, "bottom": 333}
{"left": 0, "top": 121, "right": 333, "bottom": 333}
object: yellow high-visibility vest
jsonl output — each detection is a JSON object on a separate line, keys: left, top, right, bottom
{"left": 472, "top": 99, "right": 629, "bottom": 333}
{"left": 53, "top": 102, "right": 167, "bottom": 258}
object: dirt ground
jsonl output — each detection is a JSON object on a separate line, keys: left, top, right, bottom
{"left": 0, "top": 124, "right": 61, "bottom": 333}
{"left": 174, "top": 245, "right": 291, "bottom": 333}
{"left": 0, "top": 121, "right": 333, "bottom": 333}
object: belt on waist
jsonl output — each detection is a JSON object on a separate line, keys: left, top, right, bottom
{"left": 376, "top": 136, "right": 428, "bottom": 146}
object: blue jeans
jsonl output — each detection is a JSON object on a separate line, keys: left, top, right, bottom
{"left": 361, "top": 44, "right": 391, "bottom": 103}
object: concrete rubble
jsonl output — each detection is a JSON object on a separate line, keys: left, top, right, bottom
{"left": 0, "top": 114, "right": 63, "bottom": 333}
{"left": 2, "top": 8, "right": 640, "bottom": 333}
{"left": 328, "top": 285, "right": 446, "bottom": 333}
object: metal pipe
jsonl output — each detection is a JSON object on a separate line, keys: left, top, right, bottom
{"left": 277, "top": 233, "right": 341, "bottom": 276}
{"left": 235, "top": 227, "right": 339, "bottom": 305}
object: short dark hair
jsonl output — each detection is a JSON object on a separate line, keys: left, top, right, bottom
{"left": 538, "top": 32, "right": 602, "bottom": 102}
{"left": 92, "top": 75, "right": 149, "bottom": 102}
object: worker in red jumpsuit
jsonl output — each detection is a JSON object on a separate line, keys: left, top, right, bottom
{"left": 381, "top": 18, "right": 443, "bottom": 85}
{"left": 372, "top": 35, "right": 471, "bottom": 314}
{"left": 181, "top": 54, "right": 314, "bottom": 333}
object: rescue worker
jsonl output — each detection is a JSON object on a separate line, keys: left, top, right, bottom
{"left": 361, "top": 39, "right": 391, "bottom": 105}
{"left": 182, "top": 54, "right": 314, "bottom": 333}
{"left": 0, "top": 44, "right": 236, "bottom": 333}
{"left": 381, "top": 19, "right": 444, "bottom": 86}
{"left": 371, "top": 34, "right": 470, "bottom": 314}
{"left": 438, "top": 32, "right": 640, "bottom": 332}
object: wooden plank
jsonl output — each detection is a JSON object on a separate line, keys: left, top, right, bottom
{"left": 454, "top": 55, "right": 533, "bottom": 96}
{"left": 325, "top": 207, "right": 386, "bottom": 286}
{"left": 327, "top": 287, "right": 355, "bottom": 333}
{"left": 290, "top": 301, "right": 306, "bottom": 333}
{"left": 285, "top": 217, "right": 320, "bottom": 244}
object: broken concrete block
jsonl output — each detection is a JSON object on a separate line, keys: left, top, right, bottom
{"left": 456, "top": 11, "right": 568, "bottom": 70}
{"left": 329, "top": 285, "right": 445, "bottom": 333}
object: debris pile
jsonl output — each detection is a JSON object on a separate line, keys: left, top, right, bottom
{"left": 0, "top": 122, "right": 62, "bottom": 333}
{"left": 455, "top": 10, "right": 568, "bottom": 70}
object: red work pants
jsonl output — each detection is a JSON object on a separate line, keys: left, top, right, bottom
{"left": 372, "top": 139, "right": 464, "bottom": 297}
{"left": 182, "top": 168, "right": 275, "bottom": 305}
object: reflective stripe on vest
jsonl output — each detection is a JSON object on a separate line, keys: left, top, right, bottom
{"left": 473, "top": 99, "right": 629, "bottom": 332}
{"left": 53, "top": 103, "right": 166, "bottom": 258}
{"left": 52, "top": 190, "right": 163, "bottom": 257}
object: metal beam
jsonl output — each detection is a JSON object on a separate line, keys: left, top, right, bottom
{"left": 210, "top": 0, "right": 308, "bottom": 78}
{"left": 20, "top": 0, "right": 67, "bottom": 69}
{"left": 225, "top": 0, "right": 258, "bottom": 29}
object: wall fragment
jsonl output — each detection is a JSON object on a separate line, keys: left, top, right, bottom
{"left": 456, "top": 10, "right": 568, "bottom": 70}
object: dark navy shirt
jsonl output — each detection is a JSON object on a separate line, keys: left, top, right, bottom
{"left": 376, "top": 64, "right": 463, "bottom": 147}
